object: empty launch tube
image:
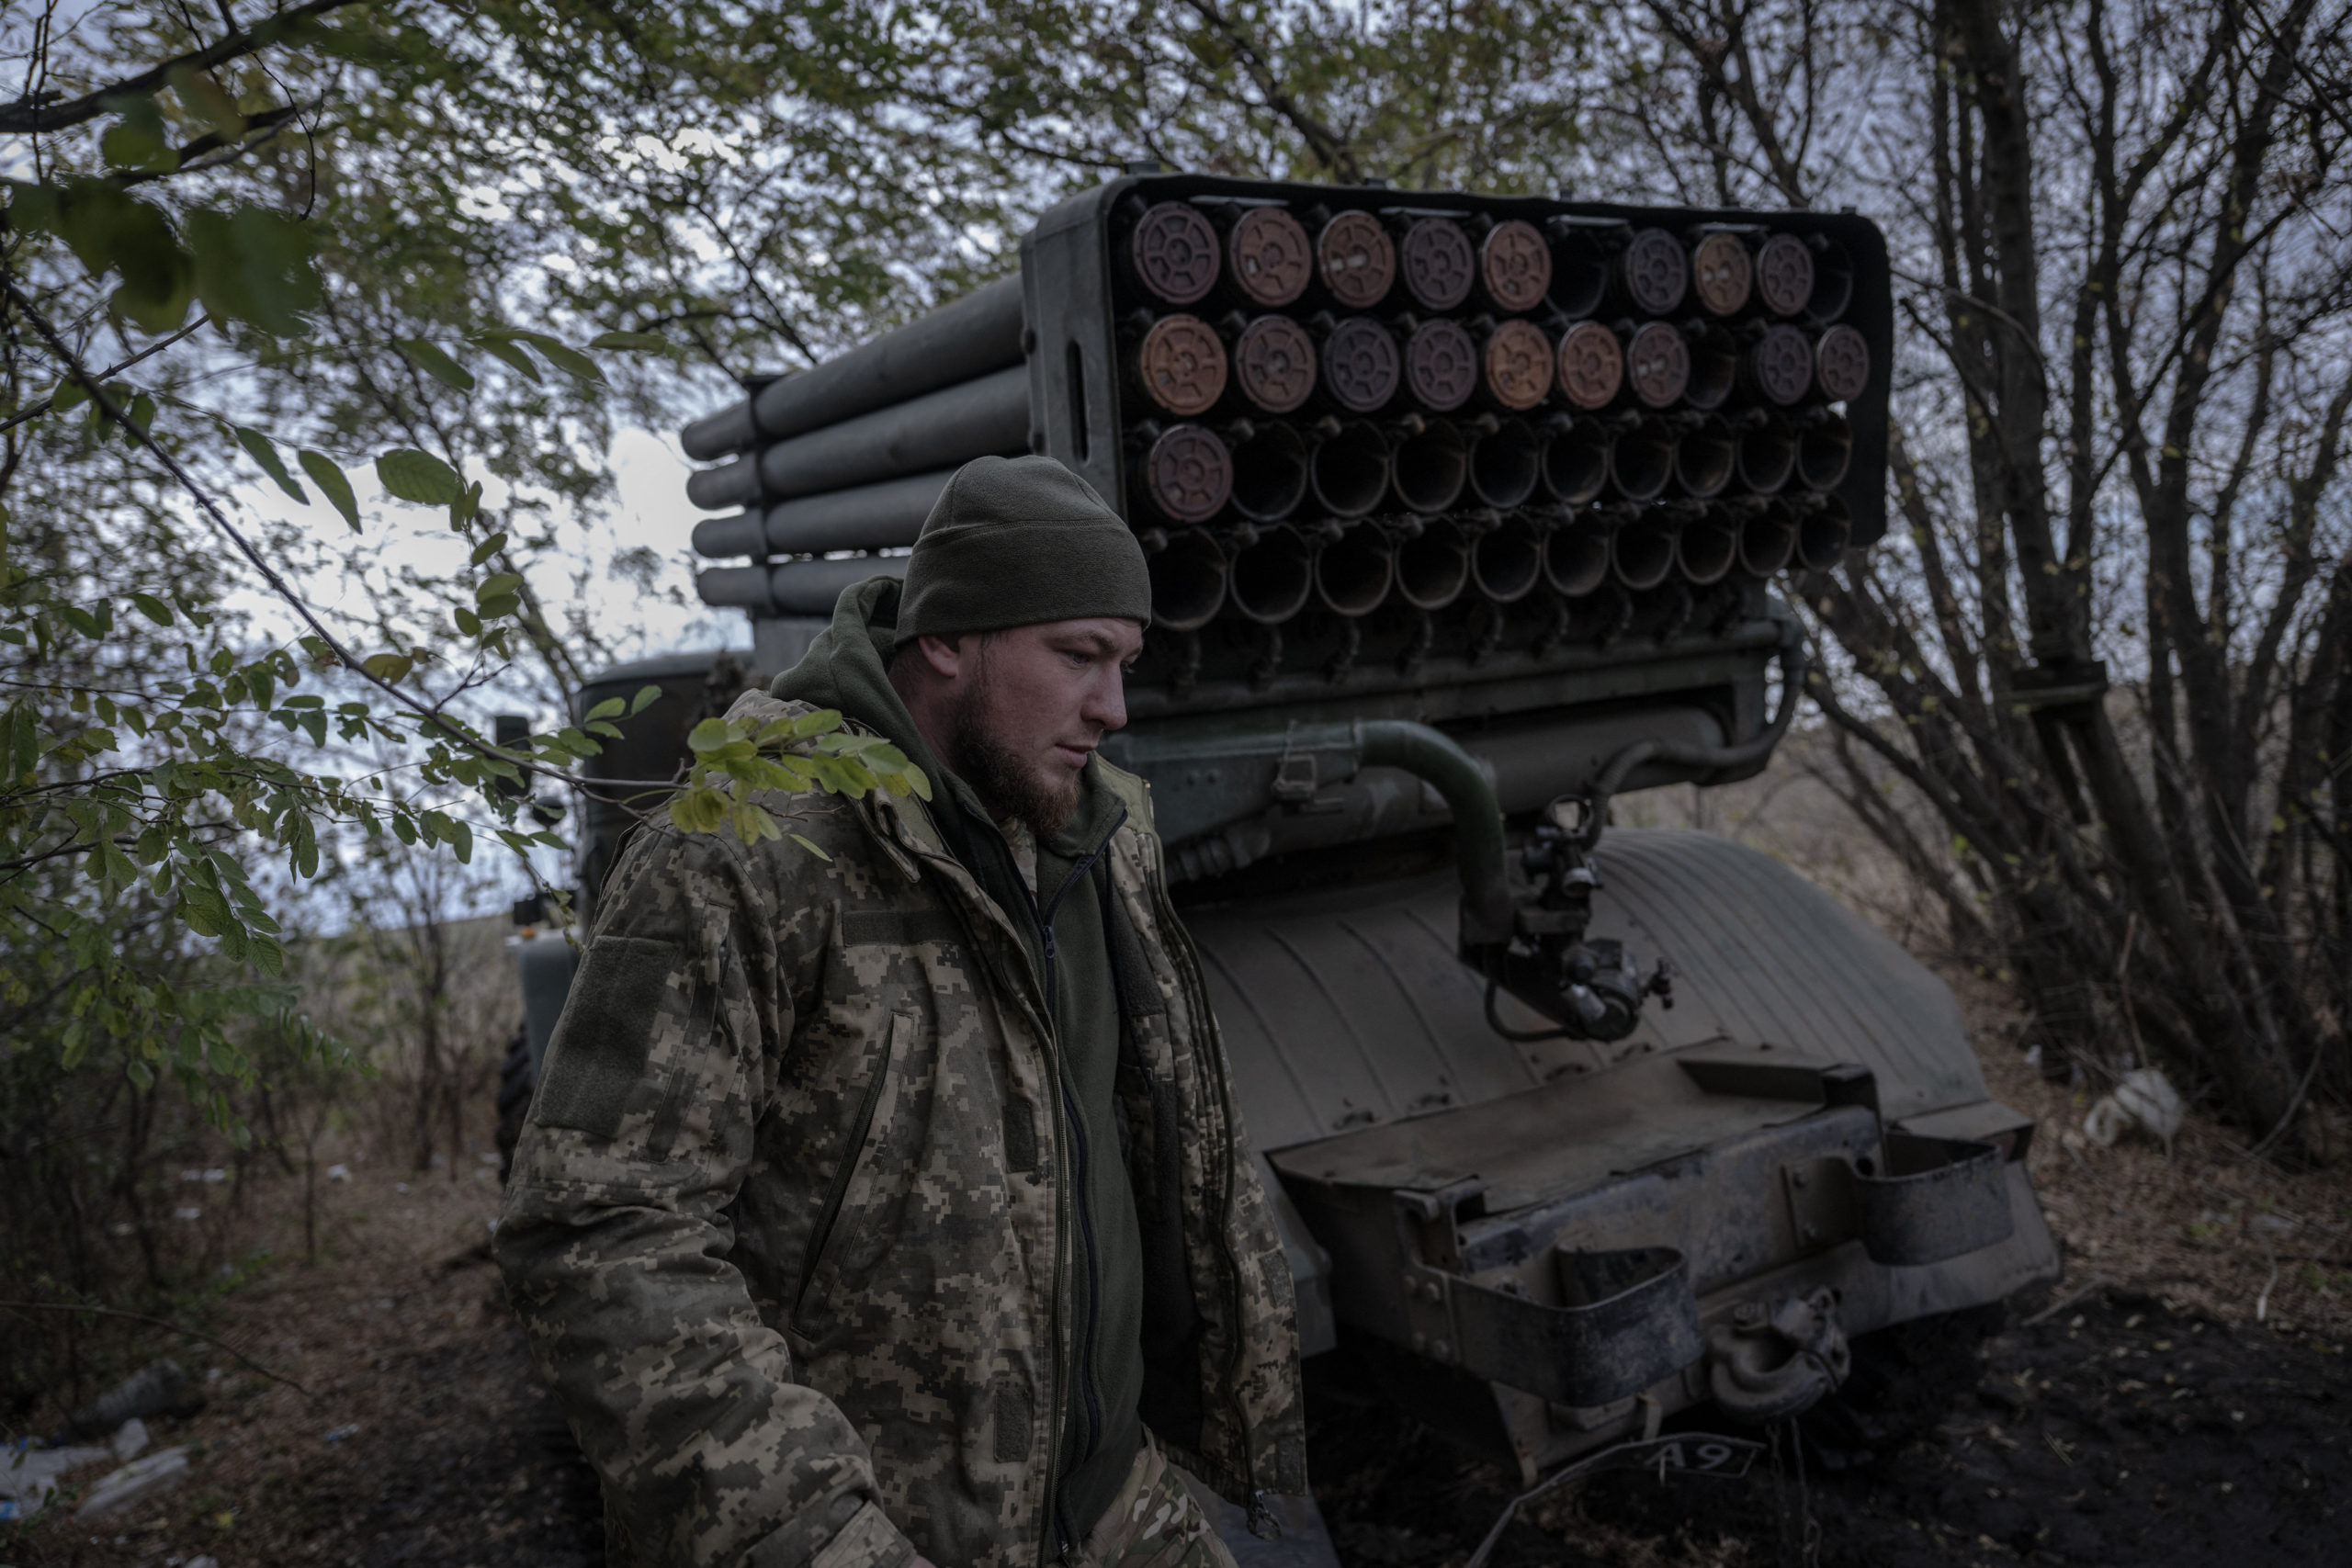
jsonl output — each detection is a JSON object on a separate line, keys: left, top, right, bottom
{"left": 1794, "top": 494, "right": 1853, "bottom": 570}
{"left": 1148, "top": 529, "right": 1228, "bottom": 631}
{"left": 698, "top": 555, "right": 910, "bottom": 615}
{"left": 691, "top": 470, "right": 956, "bottom": 558}
{"left": 1228, "top": 528, "right": 1316, "bottom": 623}
{"left": 1676, "top": 509, "right": 1739, "bottom": 585}
{"left": 1544, "top": 519, "right": 1610, "bottom": 598}
{"left": 1471, "top": 513, "right": 1544, "bottom": 603}
{"left": 1739, "top": 506, "right": 1797, "bottom": 577}
{"left": 686, "top": 366, "right": 1031, "bottom": 508}
{"left": 1396, "top": 518, "right": 1471, "bottom": 609}
{"left": 680, "top": 276, "right": 1026, "bottom": 460}
{"left": 1316, "top": 525, "right": 1395, "bottom": 615}
{"left": 1611, "top": 513, "right": 1679, "bottom": 591}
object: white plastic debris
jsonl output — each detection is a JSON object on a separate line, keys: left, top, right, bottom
{"left": 2083, "top": 1066, "right": 2184, "bottom": 1150}
{"left": 326, "top": 1163, "right": 350, "bottom": 1182}
{"left": 0, "top": 1441, "right": 112, "bottom": 1510}
{"left": 74, "top": 1446, "right": 190, "bottom": 1519}
{"left": 110, "top": 1417, "right": 151, "bottom": 1462}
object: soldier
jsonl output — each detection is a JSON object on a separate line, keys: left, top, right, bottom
{"left": 497, "top": 456, "right": 1306, "bottom": 1568}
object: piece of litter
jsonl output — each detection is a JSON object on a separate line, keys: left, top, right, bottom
{"left": 110, "top": 1418, "right": 150, "bottom": 1462}
{"left": 2083, "top": 1067, "right": 2183, "bottom": 1149}
{"left": 323, "top": 1424, "right": 360, "bottom": 1443}
{"left": 75, "top": 1447, "right": 190, "bottom": 1520}
{"left": 326, "top": 1163, "right": 350, "bottom": 1181}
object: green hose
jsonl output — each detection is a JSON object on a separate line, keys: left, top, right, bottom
{"left": 1351, "top": 719, "right": 1516, "bottom": 944}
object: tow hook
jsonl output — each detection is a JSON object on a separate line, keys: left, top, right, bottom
{"left": 1706, "top": 1287, "right": 1850, "bottom": 1423}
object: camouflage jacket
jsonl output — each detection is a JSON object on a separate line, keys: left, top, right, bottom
{"left": 496, "top": 693, "right": 1306, "bottom": 1568}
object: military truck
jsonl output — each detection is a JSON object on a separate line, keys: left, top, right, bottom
{"left": 504, "top": 169, "right": 2058, "bottom": 1543}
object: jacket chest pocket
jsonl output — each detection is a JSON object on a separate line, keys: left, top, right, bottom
{"left": 788, "top": 1010, "right": 910, "bottom": 1357}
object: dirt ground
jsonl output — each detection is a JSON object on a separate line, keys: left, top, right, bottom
{"left": 6, "top": 975, "right": 2349, "bottom": 1568}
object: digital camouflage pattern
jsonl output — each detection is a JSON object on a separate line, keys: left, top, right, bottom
{"left": 1078, "top": 1437, "right": 1238, "bottom": 1568}
{"left": 496, "top": 691, "right": 1306, "bottom": 1568}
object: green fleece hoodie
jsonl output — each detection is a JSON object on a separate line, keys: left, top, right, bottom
{"left": 773, "top": 576, "right": 1147, "bottom": 1548}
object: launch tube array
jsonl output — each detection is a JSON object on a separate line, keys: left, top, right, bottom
{"left": 684, "top": 186, "right": 1874, "bottom": 653}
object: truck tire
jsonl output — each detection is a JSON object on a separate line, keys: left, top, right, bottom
{"left": 495, "top": 1023, "right": 532, "bottom": 1183}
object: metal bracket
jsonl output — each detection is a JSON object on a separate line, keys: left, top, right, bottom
{"left": 1781, "top": 1157, "right": 1859, "bottom": 1254}
{"left": 1389, "top": 1188, "right": 1704, "bottom": 1406}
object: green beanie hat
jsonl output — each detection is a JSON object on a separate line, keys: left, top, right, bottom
{"left": 895, "top": 456, "right": 1152, "bottom": 645}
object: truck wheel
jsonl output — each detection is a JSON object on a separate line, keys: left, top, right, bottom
{"left": 495, "top": 1024, "right": 532, "bottom": 1183}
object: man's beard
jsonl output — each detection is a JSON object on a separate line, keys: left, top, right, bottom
{"left": 943, "top": 651, "right": 1082, "bottom": 836}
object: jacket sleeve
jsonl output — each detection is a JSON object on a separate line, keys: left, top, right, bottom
{"left": 494, "top": 825, "right": 917, "bottom": 1568}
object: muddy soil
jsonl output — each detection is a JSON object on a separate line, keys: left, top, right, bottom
{"left": 1311, "top": 1283, "right": 2348, "bottom": 1567}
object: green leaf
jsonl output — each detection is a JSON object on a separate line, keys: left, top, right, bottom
{"left": 687, "top": 717, "right": 733, "bottom": 753}
{"left": 166, "top": 62, "right": 246, "bottom": 138}
{"left": 474, "top": 572, "right": 525, "bottom": 603}
{"left": 469, "top": 531, "right": 509, "bottom": 567}
{"left": 503, "top": 329, "right": 602, "bottom": 382}
{"left": 361, "top": 652, "right": 413, "bottom": 682}
{"left": 588, "top": 330, "right": 669, "bottom": 351}
{"left": 585, "top": 696, "right": 627, "bottom": 721}
{"left": 130, "top": 592, "right": 175, "bottom": 626}
{"left": 186, "top": 204, "right": 319, "bottom": 338}
{"left": 375, "top": 448, "right": 463, "bottom": 506}
{"left": 471, "top": 335, "right": 543, "bottom": 382}
{"left": 99, "top": 94, "right": 177, "bottom": 174}
{"left": 396, "top": 338, "right": 478, "bottom": 392}
{"left": 629, "top": 683, "right": 663, "bottom": 715}
{"left": 11, "top": 177, "right": 195, "bottom": 333}
{"left": 789, "top": 832, "right": 832, "bottom": 862}
{"left": 299, "top": 451, "right": 361, "bottom": 531}
{"left": 233, "top": 427, "right": 308, "bottom": 503}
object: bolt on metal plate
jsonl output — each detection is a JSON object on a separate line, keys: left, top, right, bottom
{"left": 1144, "top": 424, "right": 1233, "bottom": 521}
{"left": 1625, "top": 321, "right": 1690, "bottom": 408}
{"left": 1137, "top": 314, "right": 1228, "bottom": 417}
{"left": 1228, "top": 207, "right": 1312, "bottom": 307}
{"left": 1480, "top": 219, "right": 1553, "bottom": 312}
{"left": 1622, "top": 229, "right": 1689, "bottom": 316}
{"left": 1406, "top": 319, "right": 1477, "bottom": 412}
{"left": 1751, "top": 323, "right": 1815, "bottom": 406}
{"left": 1131, "top": 201, "right": 1221, "bottom": 305}
{"left": 1691, "top": 232, "right": 1753, "bottom": 317}
{"left": 1556, "top": 321, "right": 1624, "bottom": 410}
{"left": 1756, "top": 232, "right": 1815, "bottom": 317}
{"left": 1483, "top": 319, "right": 1554, "bottom": 410}
{"left": 1401, "top": 217, "right": 1476, "bottom": 310}
{"left": 1317, "top": 210, "right": 1396, "bottom": 308}
{"left": 1323, "top": 316, "right": 1401, "bottom": 412}
{"left": 1234, "top": 315, "right": 1317, "bottom": 413}
{"left": 1815, "top": 324, "right": 1871, "bottom": 402}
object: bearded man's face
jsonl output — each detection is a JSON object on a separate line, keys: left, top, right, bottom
{"left": 938, "top": 617, "right": 1144, "bottom": 835}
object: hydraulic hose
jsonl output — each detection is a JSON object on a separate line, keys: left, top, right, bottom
{"left": 1577, "top": 609, "right": 1808, "bottom": 845}
{"left": 1352, "top": 719, "right": 1515, "bottom": 943}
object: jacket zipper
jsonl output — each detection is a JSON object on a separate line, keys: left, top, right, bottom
{"left": 791, "top": 1017, "right": 897, "bottom": 1324}
{"left": 1030, "top": 818, "right": 1121, "bottom": 1554}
